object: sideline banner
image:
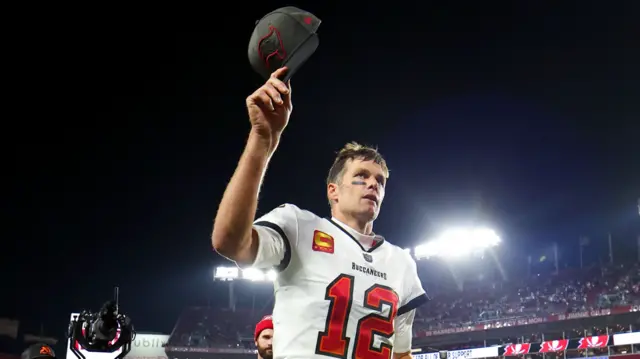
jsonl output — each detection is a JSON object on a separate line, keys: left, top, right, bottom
{"left": 414, "top": 331, "right": 640, "bottom": 358}
{"left": 414, "top": 347, "right": 499, "bottom": 359}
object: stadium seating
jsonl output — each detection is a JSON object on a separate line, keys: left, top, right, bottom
{"left": 414, "top": 263, "right": 640, "bottom": 333}
{"left": 166, "top": 263, "right": 640, "bottom": 349}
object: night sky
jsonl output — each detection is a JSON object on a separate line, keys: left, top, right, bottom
{"left": 4, "top": 0, "right": 639, "bottom": 342}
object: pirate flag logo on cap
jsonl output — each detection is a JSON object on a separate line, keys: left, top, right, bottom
{"left": 248, "top": 7, "right": 321, "bottom": 82}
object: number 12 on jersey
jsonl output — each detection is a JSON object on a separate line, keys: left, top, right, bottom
{"left": 315, "top": 274, "right": 399, "bottom": 359}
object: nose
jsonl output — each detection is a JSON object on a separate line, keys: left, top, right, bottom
{"left": 367, "top": 178, "right": 379, "bottom": 191}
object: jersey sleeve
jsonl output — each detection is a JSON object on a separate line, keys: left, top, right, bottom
{"left": 250, "top": 203, "right": 299, "bottom": 271}
{"left": 397, "top": 251, "right": 429, "bottom": 316}
{"left": 394, "top": 252, "right": 428, "bottom": 353}
{"left": 393, "top": 308, "right": 416, "bottom": 353}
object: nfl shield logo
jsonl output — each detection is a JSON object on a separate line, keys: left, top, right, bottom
{"left": 363, "top": 253, "right": 373, "bottom": 262}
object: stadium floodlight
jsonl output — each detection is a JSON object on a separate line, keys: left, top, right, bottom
{"left": 214, "top": 266, "right": 278, "bottom": 282}
{"left": 242, "top": 268, "right": 265, "bottom": 281}
{"left": 214, "top": 266, "right": 239, "bottom": 281}
{"left": 265, "top": 269, "right": 277, "bottom": 281}
{"left": 413, "top": 227, "right": 500, "bottom": 260}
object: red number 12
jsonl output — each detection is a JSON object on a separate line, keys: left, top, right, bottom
{"left": 315, "top": 274, "right": 399, "bottom": 359}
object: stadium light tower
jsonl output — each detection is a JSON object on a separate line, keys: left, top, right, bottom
{"left": 413, "top": 227, "right": 501, "bottom": 260}
{"left": 213, "top": 266, "right": 277, "bottom": 311}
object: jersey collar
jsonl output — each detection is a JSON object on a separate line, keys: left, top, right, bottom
{"left": 326, "top": 217, "right": 385, "bottom": 253}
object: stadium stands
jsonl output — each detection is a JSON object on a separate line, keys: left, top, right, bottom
{"left": 414, "top": 263, "right": 640, "bottom": 334}
{"left": 165, "top": 262, "right": 640, "bottom": 351}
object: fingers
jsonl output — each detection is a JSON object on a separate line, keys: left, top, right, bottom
{"left": 247, "top": 68, "right": 292, "bottom": 111}
{"left": 247, "top": 84, "right": 282, "bottom": 112}
{"left": 251, "top": 88, "right": 275, "bottom": 111}
{"left": 270, "top": 67, "right": 288, "bottom": 80}
{"left": 282, "top": 80, "right": 292, "bottom": 107}
{"left": 268, "top": 68, "right": 290, "bottom": 95}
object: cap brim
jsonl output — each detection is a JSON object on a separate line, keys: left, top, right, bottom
{"left": 280, "top": 34, "right": 319, "bottom": 82}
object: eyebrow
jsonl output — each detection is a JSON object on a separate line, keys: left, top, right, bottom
{"left": 355, "top": 168, "right": 386, "bottom": 185}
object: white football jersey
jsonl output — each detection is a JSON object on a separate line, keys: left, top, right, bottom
{"left": 247, "top": 204, "right": 428, "bottom": 359}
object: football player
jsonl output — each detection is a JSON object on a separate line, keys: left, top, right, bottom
{"left": 213, "top": 67, "right": 428, "bottom": 359}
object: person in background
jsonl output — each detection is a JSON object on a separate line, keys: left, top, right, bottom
{"left": 254, "top": 315, "right": 273, "bottom": 359}
{"left": 21, "top": 344, "right": 56, "bottom": 359}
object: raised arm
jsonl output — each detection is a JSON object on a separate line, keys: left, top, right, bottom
{"left": 211, "top": 67, "right": 292, "bottom": 266}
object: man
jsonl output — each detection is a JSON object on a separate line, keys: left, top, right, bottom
{"left": 212, "top": 67, "right": 428, "bottom": 359}
{"left": 21, "top": 344, "right": 56, "bottom": 359}
{"left": 255, "top": 315, "right": 274, "bottom": 359}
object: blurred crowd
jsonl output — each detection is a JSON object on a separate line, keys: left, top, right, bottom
{"left": 166, "top": 263, "right": 640, "bottom": 350}
{"left": 415, "top": 263, "right": 640, "bottom": 332}
{"left": 166, "top": 307, "right": 265, "bottom": 349}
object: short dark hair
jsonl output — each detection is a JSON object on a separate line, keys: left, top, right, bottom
{"left": 326, "top": 142, "right": 389, "bottom": 186}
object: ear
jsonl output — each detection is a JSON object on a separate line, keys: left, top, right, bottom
{"left": 327, "top": 183, "right": 339, "bottom": 204}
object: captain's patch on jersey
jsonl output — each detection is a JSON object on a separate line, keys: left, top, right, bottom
{"left": 312, "top": 230, "right": 334, "bottom": 254}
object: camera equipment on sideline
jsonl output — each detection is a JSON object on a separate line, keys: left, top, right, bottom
{"left": 67, "top": 288, "right": 135, "bottom": 359}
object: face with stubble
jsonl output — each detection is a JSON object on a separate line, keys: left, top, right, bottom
{"left": 255, "top": 329, "right": 273, "bottom": 359}
{"left": 328, "top": 158, "right": 387, "bottom": 223}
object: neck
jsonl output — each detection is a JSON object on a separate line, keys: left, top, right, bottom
{"left": 332, "top": 210, "right": 374, "bottom": 235}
